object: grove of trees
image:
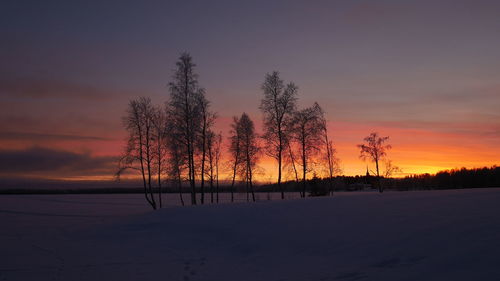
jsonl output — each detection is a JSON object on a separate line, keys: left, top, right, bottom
{"left": 116, "top": 53, "right": 383, "bottom": 209}
{"left": 107, "top": 50, "right": 499, "bottom": 208}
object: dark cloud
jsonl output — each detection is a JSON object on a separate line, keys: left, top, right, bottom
{"left": 0, "top": 147, "right": 117, "bottom": 177}
{"left": 0, "top": 132, "right": 112, "bottom": 142}
{"left": 0, "top": 76, "right": 130, "bottom": 100}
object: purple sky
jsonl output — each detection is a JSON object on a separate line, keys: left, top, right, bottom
{"left": 1, "top": 0, "right": 499, "bottom": 181}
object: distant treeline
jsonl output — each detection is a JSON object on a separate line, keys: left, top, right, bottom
{"left": 261, "top": 166, "right": 500, "bottom": 195}
{"left": 388, "top": 166, "right": 500, "bottom": 190}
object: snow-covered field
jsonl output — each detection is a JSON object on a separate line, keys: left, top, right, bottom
{"left": 2, "top": 189, "right": 500, "bottom": 281}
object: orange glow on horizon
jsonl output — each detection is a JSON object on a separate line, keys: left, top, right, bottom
{"left": 1, "top": 119, "right": 498, "bottom": 183}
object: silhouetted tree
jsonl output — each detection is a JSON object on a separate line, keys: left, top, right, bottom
{"left": 285, "top": 142, "right": 300, "bottom": 183}
{"left": 206, "top": 130, "right": 217, "bottom": 203}
{"left": 358, "top": 132, "right": 392, "bottom": 192}
{"left": 384, "top": 160, "right": 402, "bottom": 178}
{"left": 239, "top": 113, "right": 260, "bottom": 202}
{"left": 117, "top": 97, "right": 157, "bottom": 209}
{"left": 151, "top": 105, "right": 169, "bottom": 208}
{"left": 260, "top": 71, "right": 297, "bottom": 199}
{"left": 168, "top": 53, "right": 204, "bottom": 205}
{"left": 318, "top": 105, "right": 341, "bottom": 195}
{"left": 166, "top": 119, "right": 186, "bottom": 206}
{"left": 322, "top": 142, "right": 341, "bottom": 194}
{"left": 214, "top": 132, "right": 222, "bottom": 203}
{"left": 228, "top": 116, "right": 243, "bottom": 202}
{"left": 196, "top": 94, "right": 216, "bottom": 204}
{"left": 290, "top": 103, "right": 323, "bottom": 197}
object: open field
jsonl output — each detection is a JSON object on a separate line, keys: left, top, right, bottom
{"left": 2, "top": 189, "right": 500, "bottom": 280}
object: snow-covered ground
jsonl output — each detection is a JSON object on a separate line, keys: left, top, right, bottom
{"left": 2, "top": 189, "right": 500, "bottom": 281}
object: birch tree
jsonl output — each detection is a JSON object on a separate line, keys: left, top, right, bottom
{"left": 196, "top": 94, "right": 216, "bottom": 204}
{"left": 117, "top": 97, "right": 157, "bottom": 209}
{"left": 151, "top": 105, "right": 169, "bottom": 208}
{"left": 228, "top": 116, "right": 243, "bottom": 202}
{"left": 358, "top": 132, "right": 392, "bottom": 192}
{"left": 259, "top": 71, "right": 297, "bottom": 199}
{"left": 290, "top": 103, "right": 323, "bottom": 197}
{"left": 206, "top": 130, "right": 216, "bottom": 203}
{"left": 214, "top": 132, "right": 222, "bottom": 203}
{"left": 318, "top": 104, "right": 341, "bottom": 195}
{"left": 168, "top": 53, "right": 204, "bottom": 205}
{"left": 239, "top": 113, "right": 260, "bottom": 202}
{"left": 166, "top": 117, "right": 186, "bottom": 206}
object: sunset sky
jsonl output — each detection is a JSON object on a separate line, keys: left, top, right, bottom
{"left": 1, "top": 0, "right": 499, "bottom": 183}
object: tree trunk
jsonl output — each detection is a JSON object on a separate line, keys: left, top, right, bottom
{"left": 209, "top": 156, "right": 214, "bottom": 204}
{"left": 216, "top": 165, "right": 219, "bottom": 203}
{"left": 250, "top": 180, "right": 255, "bottom": 202}
{"left": 230, "top": 161, "right": 237, "bottom": 203}
{"left": 248, "top": 159, "right": 255, "bottom": 202}
{"left": 302, "top": 137, "right": 307, "bottom": 198}
{"left": 278, "top": 145, "right": 283, "bottom": 200}
{"left": 139, "top": 145, "right": 154, "bottom": 208}
{"left": 246, "top": 174, "right": 249, "bottom": 202}
{"left": 210, "top": 178, "right": 214, "bottom": 204}
{"left": 189, "top": 143, "right": 196, "bottom": 205}
{"left": 288, "top": 142, "right": 299, "bottom": 182}
{"left": 230, "top": 148, "right": 239, "bottom": 203}
{"left": 188, "top": 141, "right": 196, "bottom": 205}
{"left": 145, "top": 122, "right": 157, "bottom": 210}
{"left": 177, "top": 168, "right": 184, "bottom": 206}
{"left": 157, "top": 171, "right": 162, "bottom": 208}
{"left": 324, "top": 134, "right": 334, "bottom": 196}
{"left": 135, "top": 114, "right": 155, "bottom": 209}
{"left": 215, "top": 133, "right": 220, "bottom": 204}
{"left": 375, "top": 158, "right": 383, "bottom": 193}
{"left": 157, "top": 144, "right": 163, "bottom": 208}
{"left": 200, "top": 144, "right": 206, "bottom": 205}
{"left": 146, "top": 159, "right": 156, "bottom": 209}
{"left": 200, "top": 118, "right": 207, "bottom": 204}
{"left": 186, "top": 134, "right": 195, "bottom": 205}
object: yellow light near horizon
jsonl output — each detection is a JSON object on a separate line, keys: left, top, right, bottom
{"left": 5, "top": 119, "right": 498, "bottom": 183}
